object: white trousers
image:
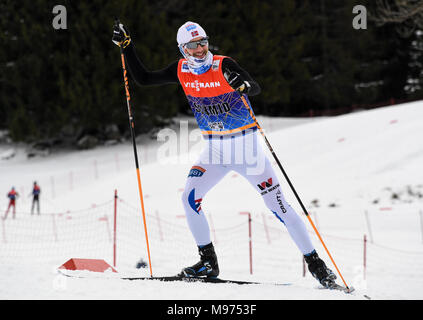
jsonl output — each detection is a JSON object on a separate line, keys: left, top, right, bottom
{"left": 181, "top": 130, "right": 315, "bottom": 255}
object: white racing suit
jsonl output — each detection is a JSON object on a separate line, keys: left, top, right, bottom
{"left": 181, "top": 129, "right": 315, "bottom": 255}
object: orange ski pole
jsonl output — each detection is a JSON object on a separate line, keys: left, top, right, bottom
{"left": 115, "top": 18, "right": 153, "bottom": 277}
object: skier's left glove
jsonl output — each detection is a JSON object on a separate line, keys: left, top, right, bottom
{"left": 226, "top": 71, "right": 251, "bottom": 93}
{"left": 112, "top": 23, "right": 131, "bottom": 48}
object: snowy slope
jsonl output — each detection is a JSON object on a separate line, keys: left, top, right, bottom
{"left": 0, "top": 103, "right": 422, "bottom": 300}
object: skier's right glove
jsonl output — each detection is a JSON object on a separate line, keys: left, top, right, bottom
{"left": 112, "top": 23, "right": 131, "bottom": 48}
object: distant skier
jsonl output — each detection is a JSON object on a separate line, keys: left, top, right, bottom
{"left": 4, "top": 187, "right": 19, "bottom": 219}
{"left": 31, "top": 181, "right": 41, "bottom": 215}
{"left": 112, "top": 21, "right": 336, "bottom": 287}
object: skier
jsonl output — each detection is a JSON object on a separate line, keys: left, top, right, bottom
{"left": 30, "top": 181, "right": 41, "bottom": 215}
{"left": 4, "top": 187, "right": 19, "bottom": 219}
{"left": 112, "top": 21, "right": 336, "bottom": 287}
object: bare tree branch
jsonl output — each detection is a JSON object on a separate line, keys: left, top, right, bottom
{"left": 371, "top": 0, "right": 423, "bottom": 37}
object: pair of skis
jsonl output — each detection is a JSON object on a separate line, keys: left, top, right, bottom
{"left": 122, "top": 275, "right": 354, "bottom": 294}
{"left": 59, "top": 269, "right": 354, "bottom": 295}
{"left": 122, "top": 275, "right": 290, "bottom": 286}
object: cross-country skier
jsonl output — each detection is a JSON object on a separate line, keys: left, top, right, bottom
{"left": 4, "top": 187, "right": 19, "bottom": 219}
{"left": 112, "top": 21, "right": 336, "bottom": 287}
{"left": 31, "top": 181, "right": 41, "bottom": 215}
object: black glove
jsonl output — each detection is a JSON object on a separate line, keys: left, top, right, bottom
{"left": 112, "top": 23, "right": 131, "bottom": 48}
{"left": 225, "top": 71, "right": 249, "bottom": 93}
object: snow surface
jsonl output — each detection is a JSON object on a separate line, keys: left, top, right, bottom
{"left": 0, "top": 103, "right": 422, "bottom": 301}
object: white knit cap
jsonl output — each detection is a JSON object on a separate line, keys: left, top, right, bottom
{"left": 177, "top": 21, "right": 207, "bottom": 45}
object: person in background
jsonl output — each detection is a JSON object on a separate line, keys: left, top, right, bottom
{"left": 31, "top": 181, "right": 41, "bottom": 215}
{"left": 4, "top": 187, "right": 19, "bottom": 219}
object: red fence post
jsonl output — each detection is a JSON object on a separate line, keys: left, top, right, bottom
{"left": 113, "top": 189, "right": 117, "bottom": 268}
{"left": 52, "top": 214, "right": 58, "bottom": 242}
{"left": 364, "top": 210, "right": 374, "bottom": 244}
{"left": 208, "top": 212, "right": 217, "bottom": 245}
{"left": 262, "top": 212, "right": 271, "bottom": 244}
{"left": 156, "top": 210, "right": 164, "bottom": 242}
{"left": 363, "top": 234, "right": 367, "bottom": 280}
{"left": 240, "top": 212, "right": 253, "bottom": 275}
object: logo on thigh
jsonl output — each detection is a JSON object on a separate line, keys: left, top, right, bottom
{"left": 188, "top": 166, "right": 206, "bottom": 178}
{"left": 257, "top": 177, "right": 279, "bottom": 195}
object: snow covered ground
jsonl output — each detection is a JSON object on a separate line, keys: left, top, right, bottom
{"left": 0, "top": 102, "right": 422, "bottom": 301}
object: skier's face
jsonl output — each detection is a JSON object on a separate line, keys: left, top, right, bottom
{"left": 184, "top": 36, "right": 209, "bottom": 59}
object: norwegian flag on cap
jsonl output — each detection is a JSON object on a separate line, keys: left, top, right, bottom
{"left": 177, "top": 21, "right": 207, "bottom": 45}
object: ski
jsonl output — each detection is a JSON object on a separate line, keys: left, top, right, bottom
{"left": 320, "top": 282, "right": 355, "bottom": 294}
{"left": 58, "top": 269, "right": 290, "bottom": 286}
{"left": 121, "top": 275, "right": 292, "bottom": 286}
{"left": 323, "top": 283, "right": 372, "bottom": 299}
{"left": 327, "top": 283, "right": 355, "bottom": 293}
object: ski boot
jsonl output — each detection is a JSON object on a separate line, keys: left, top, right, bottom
{"left": 179, "top": 242, "right": 219, "bottom": 278}
{"left": 304, "top": 250, "right": 337, "bottom": 288}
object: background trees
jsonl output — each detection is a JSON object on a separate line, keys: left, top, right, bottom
{"left": 0, "top": 0, "right": 421, "bottom": 144}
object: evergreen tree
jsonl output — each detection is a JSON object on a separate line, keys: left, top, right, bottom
{"left": 0, "top": 1, "right": 420, "bottom": 144}
{"left": 0, "top": 0, "right": 69, "bottom": 141}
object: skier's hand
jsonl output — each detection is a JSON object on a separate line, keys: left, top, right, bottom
{"left": 226, "top": 71, "right": 249, "bottom": 93}
{"left": 112, "top": 23, "right": 131, "bottom": 48}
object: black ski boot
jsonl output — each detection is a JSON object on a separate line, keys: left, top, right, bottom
{"left": 180, "top": 242, "right": 219, "bottom": 278}
{"left": 304, "top": 250, "right": 337, "bottom": 288}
